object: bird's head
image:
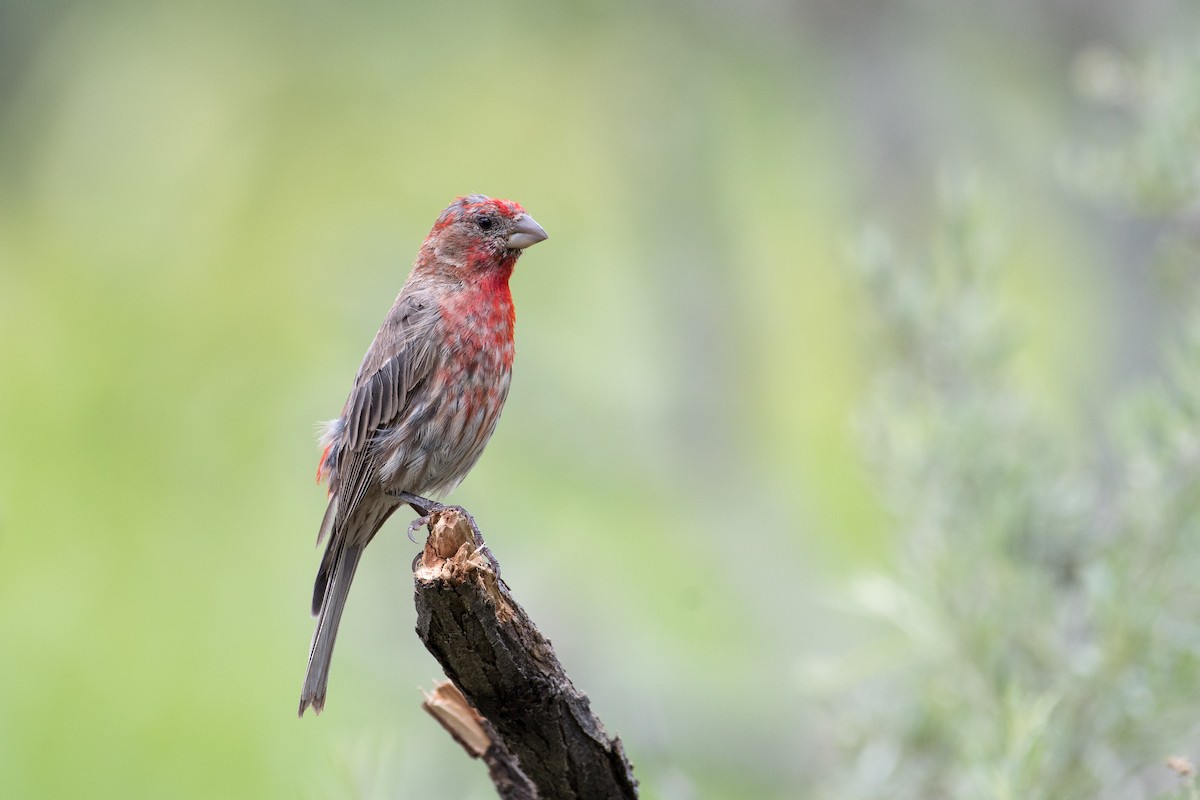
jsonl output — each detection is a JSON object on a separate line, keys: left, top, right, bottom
{"left": 422, "top": 195, "right": 548, "bottom": 279}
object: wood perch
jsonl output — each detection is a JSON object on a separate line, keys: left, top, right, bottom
{"left": 413, "top": 506, "right": 639, "bottom": 799}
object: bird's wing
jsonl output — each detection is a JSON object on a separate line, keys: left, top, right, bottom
{"left": 321, "top": 290, "right": 442, "bottom": 515}
{"left": 343, "top": 293, "right": 442, "bottom": 452}
{"left": 309, "top": 290, "right": 441, "bottom": 614}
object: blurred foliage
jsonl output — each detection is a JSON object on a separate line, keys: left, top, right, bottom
{"left": 2, "top": 1, "right": 1200, "bottom": 799}
{"left": 806, "top": 49, "right": 1200, "bottom": 800}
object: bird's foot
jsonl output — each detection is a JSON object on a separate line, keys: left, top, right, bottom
{"left": 405, "top": 508, "right": 446, "bottom": 543}
{"left": 451, "top": 508, "right": 500, "bottom": 577}
{"left": 389, "top": 491, "right": 442, "bottom": 542}
{"left": 403, "top": 501, "right": 501, "bottom": 577}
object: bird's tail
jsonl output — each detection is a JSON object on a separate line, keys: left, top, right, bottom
{"left": 299, "top": 541, "right": 363, "bottom": 716}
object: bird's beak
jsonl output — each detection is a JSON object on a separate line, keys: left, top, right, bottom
{"left": 506, "top": 214, "right": 548, "bottom": 250}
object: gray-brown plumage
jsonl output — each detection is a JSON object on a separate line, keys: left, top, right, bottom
{"left": 300, "top": 196, "right": 547, "bottom": 716}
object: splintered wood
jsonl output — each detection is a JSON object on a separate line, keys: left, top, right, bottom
{"left": 422, "top": 681, "right": 491, "bottom": 758}
{"left": 413, "top": 506, "right": 513, "bottom": 622}
{"left": 412, "top": 506, "right": 639, "bottom": 799}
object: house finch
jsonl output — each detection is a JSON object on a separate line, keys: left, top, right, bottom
{"left": 299, "top": 195, "right": 547, "bottom": 716}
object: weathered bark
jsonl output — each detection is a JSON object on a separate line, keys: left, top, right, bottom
{"left": 413, "top": 506, "right": 639, "bottom": 799}
{"left": 421, "top": 681, "right": 537, "bottom": 800}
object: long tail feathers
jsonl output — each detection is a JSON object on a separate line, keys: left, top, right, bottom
{"left": 299, "top": 542, "right": 363, "bottom": 717}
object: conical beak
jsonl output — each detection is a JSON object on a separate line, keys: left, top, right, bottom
{"left": 506, "top": 214, "right": 548, "bottom": 250}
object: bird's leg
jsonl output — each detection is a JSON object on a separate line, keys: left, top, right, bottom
{"left": 391, "top": 491, "right": 441, "bottom": 518}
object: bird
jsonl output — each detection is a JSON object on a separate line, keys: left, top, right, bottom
{"left": 299, "top": 195, "right": 547, "bottom": 716}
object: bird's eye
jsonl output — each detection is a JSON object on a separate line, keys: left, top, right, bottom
{"left": 475, "top": 215, "right": 494, "bottom": 231}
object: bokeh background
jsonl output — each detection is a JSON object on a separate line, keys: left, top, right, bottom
{"left": 4, "top": 1, "right": 1200, "bottom": 798}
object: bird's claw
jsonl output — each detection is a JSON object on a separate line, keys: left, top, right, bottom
{"left": 403, "top": 504, "right": 500, "bottom": 578}
{"left": 477, "top": 544, "right": 502, "bottom": 578}
{"left": 405, "top": 507, "right": 446, "bottom": 542}
{"left": 449, "top": 507, "right": 500, "bottom": 577}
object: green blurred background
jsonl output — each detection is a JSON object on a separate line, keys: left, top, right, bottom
{"left": 2, "top": 1, "right": 1199, "bottom": 798}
